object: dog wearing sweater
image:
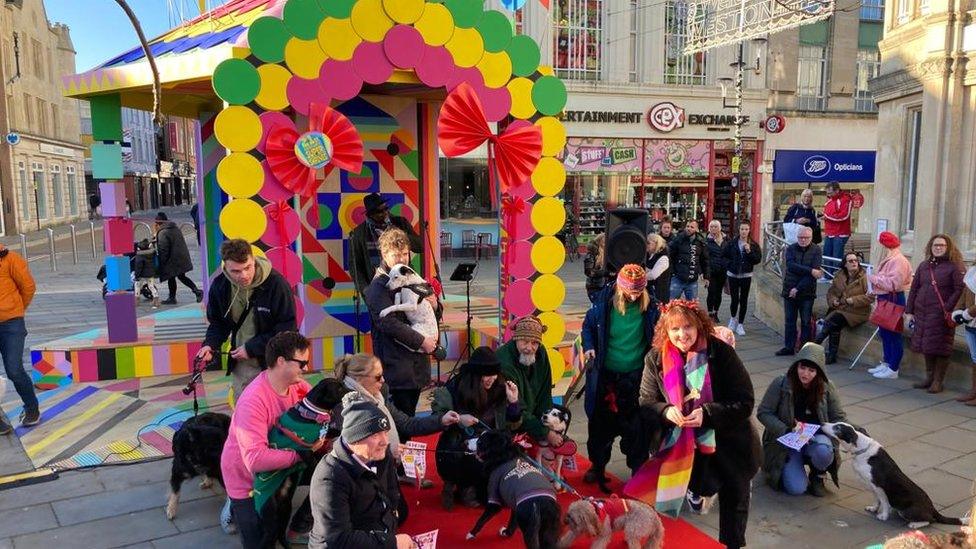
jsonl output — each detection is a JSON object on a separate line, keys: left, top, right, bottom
{"left": 560, "top": 496, "right": 664, "bottom": 549}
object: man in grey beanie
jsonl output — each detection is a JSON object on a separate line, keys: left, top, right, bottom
{"left": 308, "top": 394, "right": 416, "bottom": 549}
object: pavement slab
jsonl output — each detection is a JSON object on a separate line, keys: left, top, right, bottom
{"left": 11, "top": 508, "right": 180, "bottom": 548}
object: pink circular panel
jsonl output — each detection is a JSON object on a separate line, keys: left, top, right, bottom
{"left": 286, "top": 76, "right": 326, "bottom": 116}
{"left": 319, "top": 59, "right": 363, "bottom": 101}
{"left": 257, "top": 112, "right": 292, "bottom": 154}
{"left": 266, "top": 246, "right": 303, "bottom": 287}
{"left": 259, "top": 160, "right": 294, "bottom": 202}
{"left": 479, "top": 85, "right": 512, "bottom": 123}
{"left": 416, "top": 46, "right": 456, "bottom": 88}
{"left": 445, "top": 66, "right": 485, "bottom": 92}
{"left": 383, "top": 25, "right": 425, "bottom": 69}
{"left": 261, "top": 202, "right": 301, "bottom": 247}
{"left": 506, "top": 204, "right": 534, "bottom": 241}
{"left": 506, "top": 240, "right": 534, "bottom": 279}
{"left": 352, "top": 41, "right": 395, "bottom": 84}
{"left": 503, "top": 279, "right": 535, "bottom": 317}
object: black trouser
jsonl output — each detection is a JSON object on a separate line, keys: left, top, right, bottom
{"left": 689, "top": 454, "right": 752, "bottom": 549}
{"left": 389, "top": 388, "right": 421, "bottom": 417}
{"left": 815, "top": 313, "right": 849, "bottom": 358}
{"left": 166, "top": 274, "right": 200, "bottom": 299}
{"left": 231, "top": 496, "right": 274, "bottom": 549}
{"left": 706, "top": 271, "right": 727, "bottom": 315}
{"left": 514, "top": 496, "right": 561, "bottom": 549}
{"left": 586, "top": 369, "right": 650, "bottom": 474}
{"left": 727, "top": 277, "right": 752, "bottom": 324}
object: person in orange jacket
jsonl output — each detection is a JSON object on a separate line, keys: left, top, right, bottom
{"left": 0, "top": 243, "right": 38, "bottom": 434}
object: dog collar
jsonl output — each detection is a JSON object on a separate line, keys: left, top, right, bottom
{"left": 298, "top": 398, "right": 332, "bottom": 425}
{"left": 852, "top": 447, "right": 870, "bottom": 456}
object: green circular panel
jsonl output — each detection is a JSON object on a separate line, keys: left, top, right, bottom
{"left": 248, "top": 16, "right": 290, "bottom": 63}
{"left": 213, "top": 59, "right": 260, "bottom": 105}
{"left": 318, "top": 0, "right": 357, "bottom": 18}
{"left": 476, "top": 11, "right": 512, "bottom": 53}
{"left": 507, "top": 34, "right": 541, "bottom": 77}
{"left": 318, "top": 202, "right": 334, "bottom": 230}
{"left": 283, "top": 0, "right": 325, "bottom": 40}
{"left": 444, "top": 0, "right": 483, "bottom": 28}
{"left": 532, "top": 75, "right": 567, "bottom": 116}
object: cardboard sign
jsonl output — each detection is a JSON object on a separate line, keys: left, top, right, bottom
{"left": 413, "top": 530, "right": 438, "bottom": 549}
{"left": 402, "top": 441, "right": 427, "bottom": 480}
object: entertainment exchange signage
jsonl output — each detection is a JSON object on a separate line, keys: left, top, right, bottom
{"left": 684, "top": 0, "right": 835, "bottom": 53}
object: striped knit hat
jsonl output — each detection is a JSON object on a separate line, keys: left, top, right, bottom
{"left": 616, "top": 264, "right": 648, "bottom": 291}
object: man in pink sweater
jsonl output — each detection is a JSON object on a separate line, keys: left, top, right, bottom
{"left": 222, "top": 331, "right": 313, "bottom": 548}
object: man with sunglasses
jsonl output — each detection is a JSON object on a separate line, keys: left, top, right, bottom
{"left": 349, "top": 193, "right": 422, "bottom": 297}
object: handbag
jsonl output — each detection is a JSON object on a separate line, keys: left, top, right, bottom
{"left": 870, "top": 293, "right": 904, "bottom": 332}
{"left": 929, "top": 265, "right": 958, "bottom": 329}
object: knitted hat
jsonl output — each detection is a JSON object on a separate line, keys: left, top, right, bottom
{"left": 462, "top": 346, "right": 501, "bottom": 376}
{"left": 512, "top": 315, "right": 546, "bottom": 343}
{"left": 616, "top": 263, "right": 648, "bottom": 291}
{"left": 340, "top": 393, "right": 391, "bottom": 443}
{"left": 792, "top": 342, "right": 828, "bottom": 380}
{"left": 363, "top": 193, "right": 389, "bottom": 215}
{"left": 879, "top": 231, "right": 900, "bottom": 250}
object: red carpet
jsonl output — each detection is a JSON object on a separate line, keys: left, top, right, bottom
{"left": 398, "top": 435, "right": 721, "bottom": 548}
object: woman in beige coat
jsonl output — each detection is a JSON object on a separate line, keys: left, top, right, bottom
{"left": 814, "top": 251, "right": 874, "bottom": 364}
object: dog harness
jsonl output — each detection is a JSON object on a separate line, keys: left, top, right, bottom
{"left": 592, "top": 496, "right": 630, "bottom": 523}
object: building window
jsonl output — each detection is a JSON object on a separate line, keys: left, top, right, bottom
{"left": 629, "top": 0, "right": 640, "bottom": 83}
{"left": 665, "top": 0, "right": 707, "bottom": 85}
{"left": 553, "top": 0, "right": 604, "bottom": 80}
{"left": 860, "top": 0, "right": 884, "bottom": 20}
{"left": 18, "top": 162, "right": 29, "bottom": 222}
{"left": 51, "top": 165, "right": 63, "bottom": 217}
{"left": 23, "top": 94, "right": 33, "bottom": 132}
{"left": 32, "top": 162, "right": 47, "bottom": 220}
{"left": 896, "top": 0, "right": 912, "bottom": 23}
{"left": 855, "top": 49, "right": 880, "bottom": 112}
{"left": 796, "top": 45, "right": 827, "bottom": 110}
{"left": 31, "top": 38, "right": 43, "bottom": 77}
{"left": 903, "top": 109, "right": 922, "bottom": 231}
{"left": 36, "top": 97, "right": 47, "bottom": 135}
{"left": 67, "top": 166, "right": 78, "bottom": 216}
{"left": 51, "top": 104, "right": 60, "bottom": 140}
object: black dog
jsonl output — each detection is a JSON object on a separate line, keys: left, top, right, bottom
{"left": 166, "top": 412, "right": 231, "bottom": 521}
{"left": 467, "top": 430, "right": 561, "bottom": 549}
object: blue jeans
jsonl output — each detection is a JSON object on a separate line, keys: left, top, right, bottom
{"left": 0, "top": 317, "right": 38, "bottom": 414}
{"left": 964, "top": 327, "right": 976, "bottom": 364}
{"left": 877, "top": 292, "right": 906, "bottom": 371}
{"left": 823, "top": 236, "right": 849, "bottom": 270}
{"left": 783, "top": 297, "right": 814, "bottom": 350}
{"left": 781, "top": 433, "right": 835, "bottom": 495}
{"left": 670, "top": 278, "right": 699, "bottom": 300}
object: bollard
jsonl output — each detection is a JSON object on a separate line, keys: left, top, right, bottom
{"left": 47, "top": 227, "right": 57, "bottom": 271}
{"left": 70, "top": 224, "right": 79, "bottom": 264}
{"left": 19, "top": 233, "right": 28, "bottom": 260}
{"left": 89, "top": 220, "right": 97, "bottom": 260}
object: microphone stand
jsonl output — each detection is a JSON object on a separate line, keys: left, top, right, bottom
{"left": 349, "top": 250, "right": 363, "bottom": 353}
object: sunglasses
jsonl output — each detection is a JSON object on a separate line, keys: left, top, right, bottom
{"left": 286, "top": 357, "right": 311, "bottom": 370}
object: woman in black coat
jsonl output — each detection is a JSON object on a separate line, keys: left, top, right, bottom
{"left": 722, "top": 221, "right": 762, "bottom": 335}
{"left": 638, "top": 300, "right": 760, "bottom": 549}
{"left": 154, "top": 212, "right": 202, "bottom": 304}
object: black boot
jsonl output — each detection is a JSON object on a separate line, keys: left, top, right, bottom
{"left": 825, "top": 333, "right": 839, "bottom": 365}
{"left": 807, "top": 471, "right": 827, "bottom": 497}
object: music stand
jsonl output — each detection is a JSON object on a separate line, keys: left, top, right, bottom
{"left": 449, "top": 262, "right": 478, "bottom": 374}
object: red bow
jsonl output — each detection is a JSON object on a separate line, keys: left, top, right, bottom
{"left": 265, "top": 103, "right": 364, "bottom": 198}
{"left": 437, "top": 83, "right": 542, "bottom": 206}
{"left": 267, "top": 200, "right": 293, "bottom": 283}
{"left": 499, "top": 193, "right": 525, "bottom": 288}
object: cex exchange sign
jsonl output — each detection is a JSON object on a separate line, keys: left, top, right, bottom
{"left": 648, "top": 102, "right": 685, "bottom": 133}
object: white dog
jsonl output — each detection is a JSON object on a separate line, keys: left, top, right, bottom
{"left": 380, "top": 264, "right": 440, "bottom": 353}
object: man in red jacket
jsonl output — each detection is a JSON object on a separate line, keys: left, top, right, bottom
{"left": 822, "top": 181, "right": 852, "bottom": 271}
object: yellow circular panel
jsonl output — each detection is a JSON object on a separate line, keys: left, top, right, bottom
{"left": 530, "top": 236, "right": 565, "bottom": 274}
{"left": 214, "top": 106, "right": 261, "bottom": 152}
{"left": 530, "top": 197, "right": 566, "bottom": 236}
{"left": 535, "top": 116, "right": 567, "bottom": 157}
{"left": 254, "top": 64, "right": 291, "bottom": 111}
{"left": 531, "top": 157, "right": 566, "bottom": 196}
{"left": 216, "top": 153, "right": 264, "bottom": 198}
{"left": 538, "top": 312, "right": 565, "bottom": 348}
{"left": 531, "top": 274, "right": 565, "bottom": 312}
{"left": 414, "top": 3, "right": 454, "bottom": 46}
{"left": 445, "top": 27, "right": 484, "bottom": 68}
{"left": 318, "top": 17, "right": 361, "bottom": 61}
{"left": 219, "top": 198, "right": 267, "bottom": 243}
{"left": 383, "top": 0, "right": 425, "bottom": 24}
{"left": 547, "top": 347, "right": 566, "bottom": 380}
{"left": 285, "top": 37, "right": 327, "bottom": 79}
{"left": 506, "top": 77, "right": 535, "bottom": 119}
{"left": 351, "top": 0, "right": 394, "bottom": 42}
{"left": 250, "top": 245, "right": 266, "bottom": 258}
{"left": 537, "top": 65, "right": 555, "bottom": 76}
{"left": 476, "top": 51, "right": 512, "bottom": 89}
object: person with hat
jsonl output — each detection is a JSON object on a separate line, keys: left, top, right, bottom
{"left": 349, "top": 193, "right": 422, "bottom": 297}
{"left": 581, "top": 264, "right": 660, "bottom": 487}
{"left": 866, "top": 231, "right": 914, "bottom": 379}
{"left": 308, "top": 393, "right": 418, "bottom": 549}
{"left": 757, "top": 342, "right": 848, "bottom": 497}
{"left": 497, "top": 315, "right": 557, "bottom": 446}
{"left": 432, "top": 346, "right": 521, "bottom": 510}
{"left": 814, "top": 251, "right": 875, "bottom": 365}
{"left": 153, "top": 211, "right": 203, "bottom": 304}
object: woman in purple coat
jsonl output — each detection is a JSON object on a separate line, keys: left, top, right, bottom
{"left": 905, "top": 234, "right": 967, "bottom": 393}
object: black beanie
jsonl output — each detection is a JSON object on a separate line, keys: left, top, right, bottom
{"left": 341, "top": 393, "right": 391, "bottom": 443}
{"left": 462, "top": 346, "right": 501, "bottom": 376}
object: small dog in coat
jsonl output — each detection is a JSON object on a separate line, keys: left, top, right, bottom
{"left": 560, "top": 496, "right": 664, "bottom": 549}
{"left": 166, "top": 412, "right": 231, "bottom": 520}
{"left": 822, "top": 422, "right": 970, "bottom": 529}
{"left": 380, "top": 263, "right": 445, "bottom": 359}
{"left": 538, "top": 405, "right": 577, "bottom": 490}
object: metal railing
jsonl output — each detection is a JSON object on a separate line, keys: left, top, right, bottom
{"left": 762, "top": 220, "right": 873, "bottom": 279}
{"left": 16, "top": 221, "right": 103, "bottom": 272}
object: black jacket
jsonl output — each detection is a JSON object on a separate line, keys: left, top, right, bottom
{"left": 349, "top": 216, "right": 422, "bottom": 295}
{"left": 783, "top": 203, "right": 820, "bottom": 228}
{"left": 308, "top": 441, "right": 400, "bottom": 549}
{"left": 722, "top": 237, "right": 762, "bottom": 277}
{"left": 705, "top": 235, "right": 729, "bottom": 275}
{"left": 584, "top": 240, "right": 608, "bottom": 296}
{"left": 364, "top": 270, "right": 431, "bottom": 390}
{"left": 131, "top": 250, "right": 157, "bottom": 279}
{"left": 640, "top": 336, "right": 761, "bottom": 482}
{"left": 202, "top": 267, "right": 297, "bottom": 368}
{"left": 155, "top": 222, "right": 193, "bottom": 280}
{"left": 782, "top": 243, "right": 822, "bottom": 299}
{"left": 668, "top": 231, "right": 710, "bottom": 282}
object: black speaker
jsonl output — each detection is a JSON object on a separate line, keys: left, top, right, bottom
{"left": 605, "top": 208, "right": 651, "bottom": 273}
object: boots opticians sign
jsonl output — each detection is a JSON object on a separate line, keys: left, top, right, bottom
{"left": 647, "top": 102, "right": 748, "bottom": 132}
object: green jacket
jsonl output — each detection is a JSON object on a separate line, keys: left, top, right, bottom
{"left": 252, "top": 411, "right": 325, "bottom": 513}
{"left": 496, "top": 340, "right": 553, "bottom": 440}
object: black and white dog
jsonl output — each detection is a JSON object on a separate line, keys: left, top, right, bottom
{"left": 538, "top": 405, "right": 576, "bottom": 490}
{"left": 167, "top": 412, "right": 231, "bottom": 520}
{"left": 821, "top": 422, "right": 969, "bottom": 529}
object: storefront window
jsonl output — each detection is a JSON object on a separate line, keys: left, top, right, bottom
{"left": 553, "top": 0, "right": 603, "bottom": 80}
{"left": 439, "top": 157, "right": 494, "bottom": 219}
{"left": 51, "top": 165, "right": 63, "bottom": 217}
{"left": 32, "top": 162, "right": 47, "bottom": 220}
{"left": 18, "top": 162, "right": 29, "bottom": 222}
{"left": 772, "top": 184, "right": 874, "bottom": 234}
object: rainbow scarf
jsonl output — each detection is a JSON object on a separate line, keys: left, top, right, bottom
{"left": 623, "top": 338, "right": 715, "bottom": 517}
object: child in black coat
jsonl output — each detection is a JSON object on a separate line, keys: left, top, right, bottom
{"left": 132, "top": 238, "right": 160, "bottom": 308}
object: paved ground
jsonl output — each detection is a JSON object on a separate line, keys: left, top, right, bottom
{"left": 1, "top": 235, "right": 974, "bottom": 548}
